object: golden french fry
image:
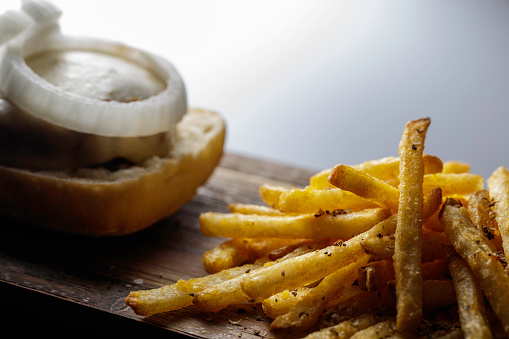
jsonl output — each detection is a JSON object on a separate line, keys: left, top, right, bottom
{"left": 240, "top": 241, "right": 366, "bottom": 303}
{"left": 202, "top": 238, "right": 251, "bottom": 274}
{"left": 266, "top": 239, "right": 331, "bottom": 261}
{"left": 259, "top": 184, "right": 288, "bottom": 209}
{"left": 227, "top": 203, "right": 285, "bottom": 216}
{"left": 202, "top": 238, "right": 303, "bottom": 273}
{"left": 278, "top": 186, "right": 377, "bottom": 214}
{"left": 200, "top": 208, "right": 391, "bottom": 240}
{"left": 446, "top": 246, "right": 492, "bottom": 339}
{"left": 328, "top": 164, "right": 400, "bottom": 211}
{"left": 238, "top": 189, "right": 443, "bottom": 306}
{"left": 262, "top": 286, "right": 313, "bottom": 319}
{"left": 362, "top": 231, "right": 449, "bottom": 263}
{"left": 125, "top": 261, "right": 265, "bottom": 316}
{"left": 270, "top": 253, "right": 370, "bottom": 333}
{"left": 422, "top": 172, "right": 484, "bottom": 196}
{"left": 193, "top": 241, "right": 327, "bottom": 312}
{"left": 303, "top": 313, "right": 383, "bottom": 339}
{"left": 442, "top": 160, "right": 470, "bottom": 174}
{"left": 467, "top": 190, "right": 499, "bottom": 253}
{"left": 393, "top": 117, "right": 430, "bottom": 333}
{"left": 439, "top": 198, "right": 509, "bottom": 336}
{"left": 309, "top": 154, "right": 443, "bottom": 189}
{"left": 487, "top": 166, "right": 509, "bottom": 261}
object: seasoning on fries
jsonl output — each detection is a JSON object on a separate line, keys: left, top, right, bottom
{"left": 126, "top": 118, "right": 509, "bottom": 338}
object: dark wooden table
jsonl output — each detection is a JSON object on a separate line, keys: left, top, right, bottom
{"left": 0, "top": 153, "right": 315, "bottom": 337}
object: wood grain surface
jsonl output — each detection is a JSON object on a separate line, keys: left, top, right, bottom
{"left": 0, "top": 153, "right": 315, "bottom": 337}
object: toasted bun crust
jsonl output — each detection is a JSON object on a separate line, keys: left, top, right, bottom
{"left": 0, "top": 108, "right": 225, "bottom": 236}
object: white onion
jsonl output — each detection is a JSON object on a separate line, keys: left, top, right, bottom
{"left": 0, "top": 1, "right": 187, "bottom": 138}
{"left": 21, "top": 0, "right": 62, "bottom": 23}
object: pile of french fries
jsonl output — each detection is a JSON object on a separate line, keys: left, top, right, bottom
{"left": 126, "top": 118, "right": 509, "bottom": 338}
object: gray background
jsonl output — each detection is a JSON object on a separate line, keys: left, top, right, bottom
{"left": 2, "top": 0, "right": 508, "bottom": 180}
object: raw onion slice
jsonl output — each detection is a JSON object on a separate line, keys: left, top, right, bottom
{"left": 21, "top": 0, "right": 62, "bottom": 23}
{"left": 0, "top": 10, "right": 32, "bottom": 47}
{"left": 0, "top": 3, "right": 187, "bottom": 138}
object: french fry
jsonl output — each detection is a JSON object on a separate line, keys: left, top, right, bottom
{"left": 239, "top": 188, "right": 442, "bottom": 305}
{"left": 422, "top": 173, "right": 484, "bottom": 196}
{"left": 446, "top": 246, "right": 492, "bottom": 339}
{"left": 385, "top": 172, "right": 484, "bottom": 195}
{"left": 487, "top": 166, "right": 509, "bottom": 261}
{"left": 278, "top": 186, "right": 377, "bottom": 214}
{"left": 240, "top": 241, "right": 366, "bottom": 304}
{"left": 227, "top": 203, "right": 285, "bottom": 215}
{"left": 361, "top": 232, "right": 449, "bottom": 263}
{"left": 266, "top": 239, "right": 332, "bottom": 261}
{"left": 269, "top": 253, "right": 370, "bottom": 333}
{"left": 309, "top": 154, "right": 443, "bottom": 189}
{"left": 393, "top": 117, "right": 430, "bottom": 333}
{"left": 467, "top": 190, "right": 499, "bottom": 253}
{"left": 125, "top": 261, "right": 266, "bottom": 316}
{"left": 439, "top": 198, "right": 509, "bottom": 336}
{"left": 442, "top": 160, "right": 470, "bottom": 174}
{"left": 200, "top": 208, "right": 391, "bottom": 240}
{"left": 259, "top": 184, "right": 288, "bottom": 209}
{"left": 262, "top": 286, "right": 313, "bottom": 319}
{"left": 303, "top": 313, "right": 383, "bottom": 339}
{"left": 202, "top": 238, "right": 303, "bottom": 273}
{"left": 328, "top": 164, "right": 400, "bottom": 211}
{"left": 193, "top": 240, "right": 328, "bottom": 312}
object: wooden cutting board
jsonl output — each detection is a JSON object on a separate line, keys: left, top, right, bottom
{"left": 0, "top": 153, "right": 316, "bottom": 337}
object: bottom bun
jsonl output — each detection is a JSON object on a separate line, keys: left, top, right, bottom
{"left": 0, "top": 108, "right": 226, "bottom": 236}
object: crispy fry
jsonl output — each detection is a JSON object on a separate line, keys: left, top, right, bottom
{"left": 240, "top": 241, "right": 366, "bottom": 303}
{"left": 310, "top": 154, "right": 443, "bottom": 189}
{"left": 202, "top": 238, "right": 303, "bottom": 273}
{"left": 194, "top": 240, "right": 328, "bottom": 312}
{"left": 467, "top": 190, "right": 499, "bottom": 253}
{"left": 259, "top": 184, "right": 288, "bottom": 209}
{"left": 278, "top": 186, "right": 377, "bottom": 214}
{"left": 200, "top": 208, "right": 391, "bottom": 240}
{"left": 269, "top": 253, "right": 370, "bottom": 333}
{"left": 227, "top": 203, "right": 285, "bottom": 215}
{"left": 385, "top": 172, "right": 483, "bottom": 195}
{"left": 328, "top": 164, "right": 400, "bottom": 211}
{"left": 361, "top": 231, "right": 449, "bottom": 263}
{"left": 446, "top": 246, "right": 492, "bottom": 339}
{"left": 442, "top": 160, "right": 470, "bottom": 174}
{"left": 304, "top": 313, "right": 383, "bottom": 339}
{"left": 439, "top": 198, "right": 509, "bottom": 335}
{"left": 125, "top": 261, "right": 266, "bottom": 316}
{"left": 422, "top": 173, "right": 484, "bottom": 196}
{"left": 487, "top": 166, "right": 509, "bottom": 261}
{"left": 262, "top": 286, "right": 313, "bottom": 319}
{"left": 239, "top": 189, "right": 442, "bottom": 305}
{"left": 393, "top": 117, "right": 430, "bottom": 333}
